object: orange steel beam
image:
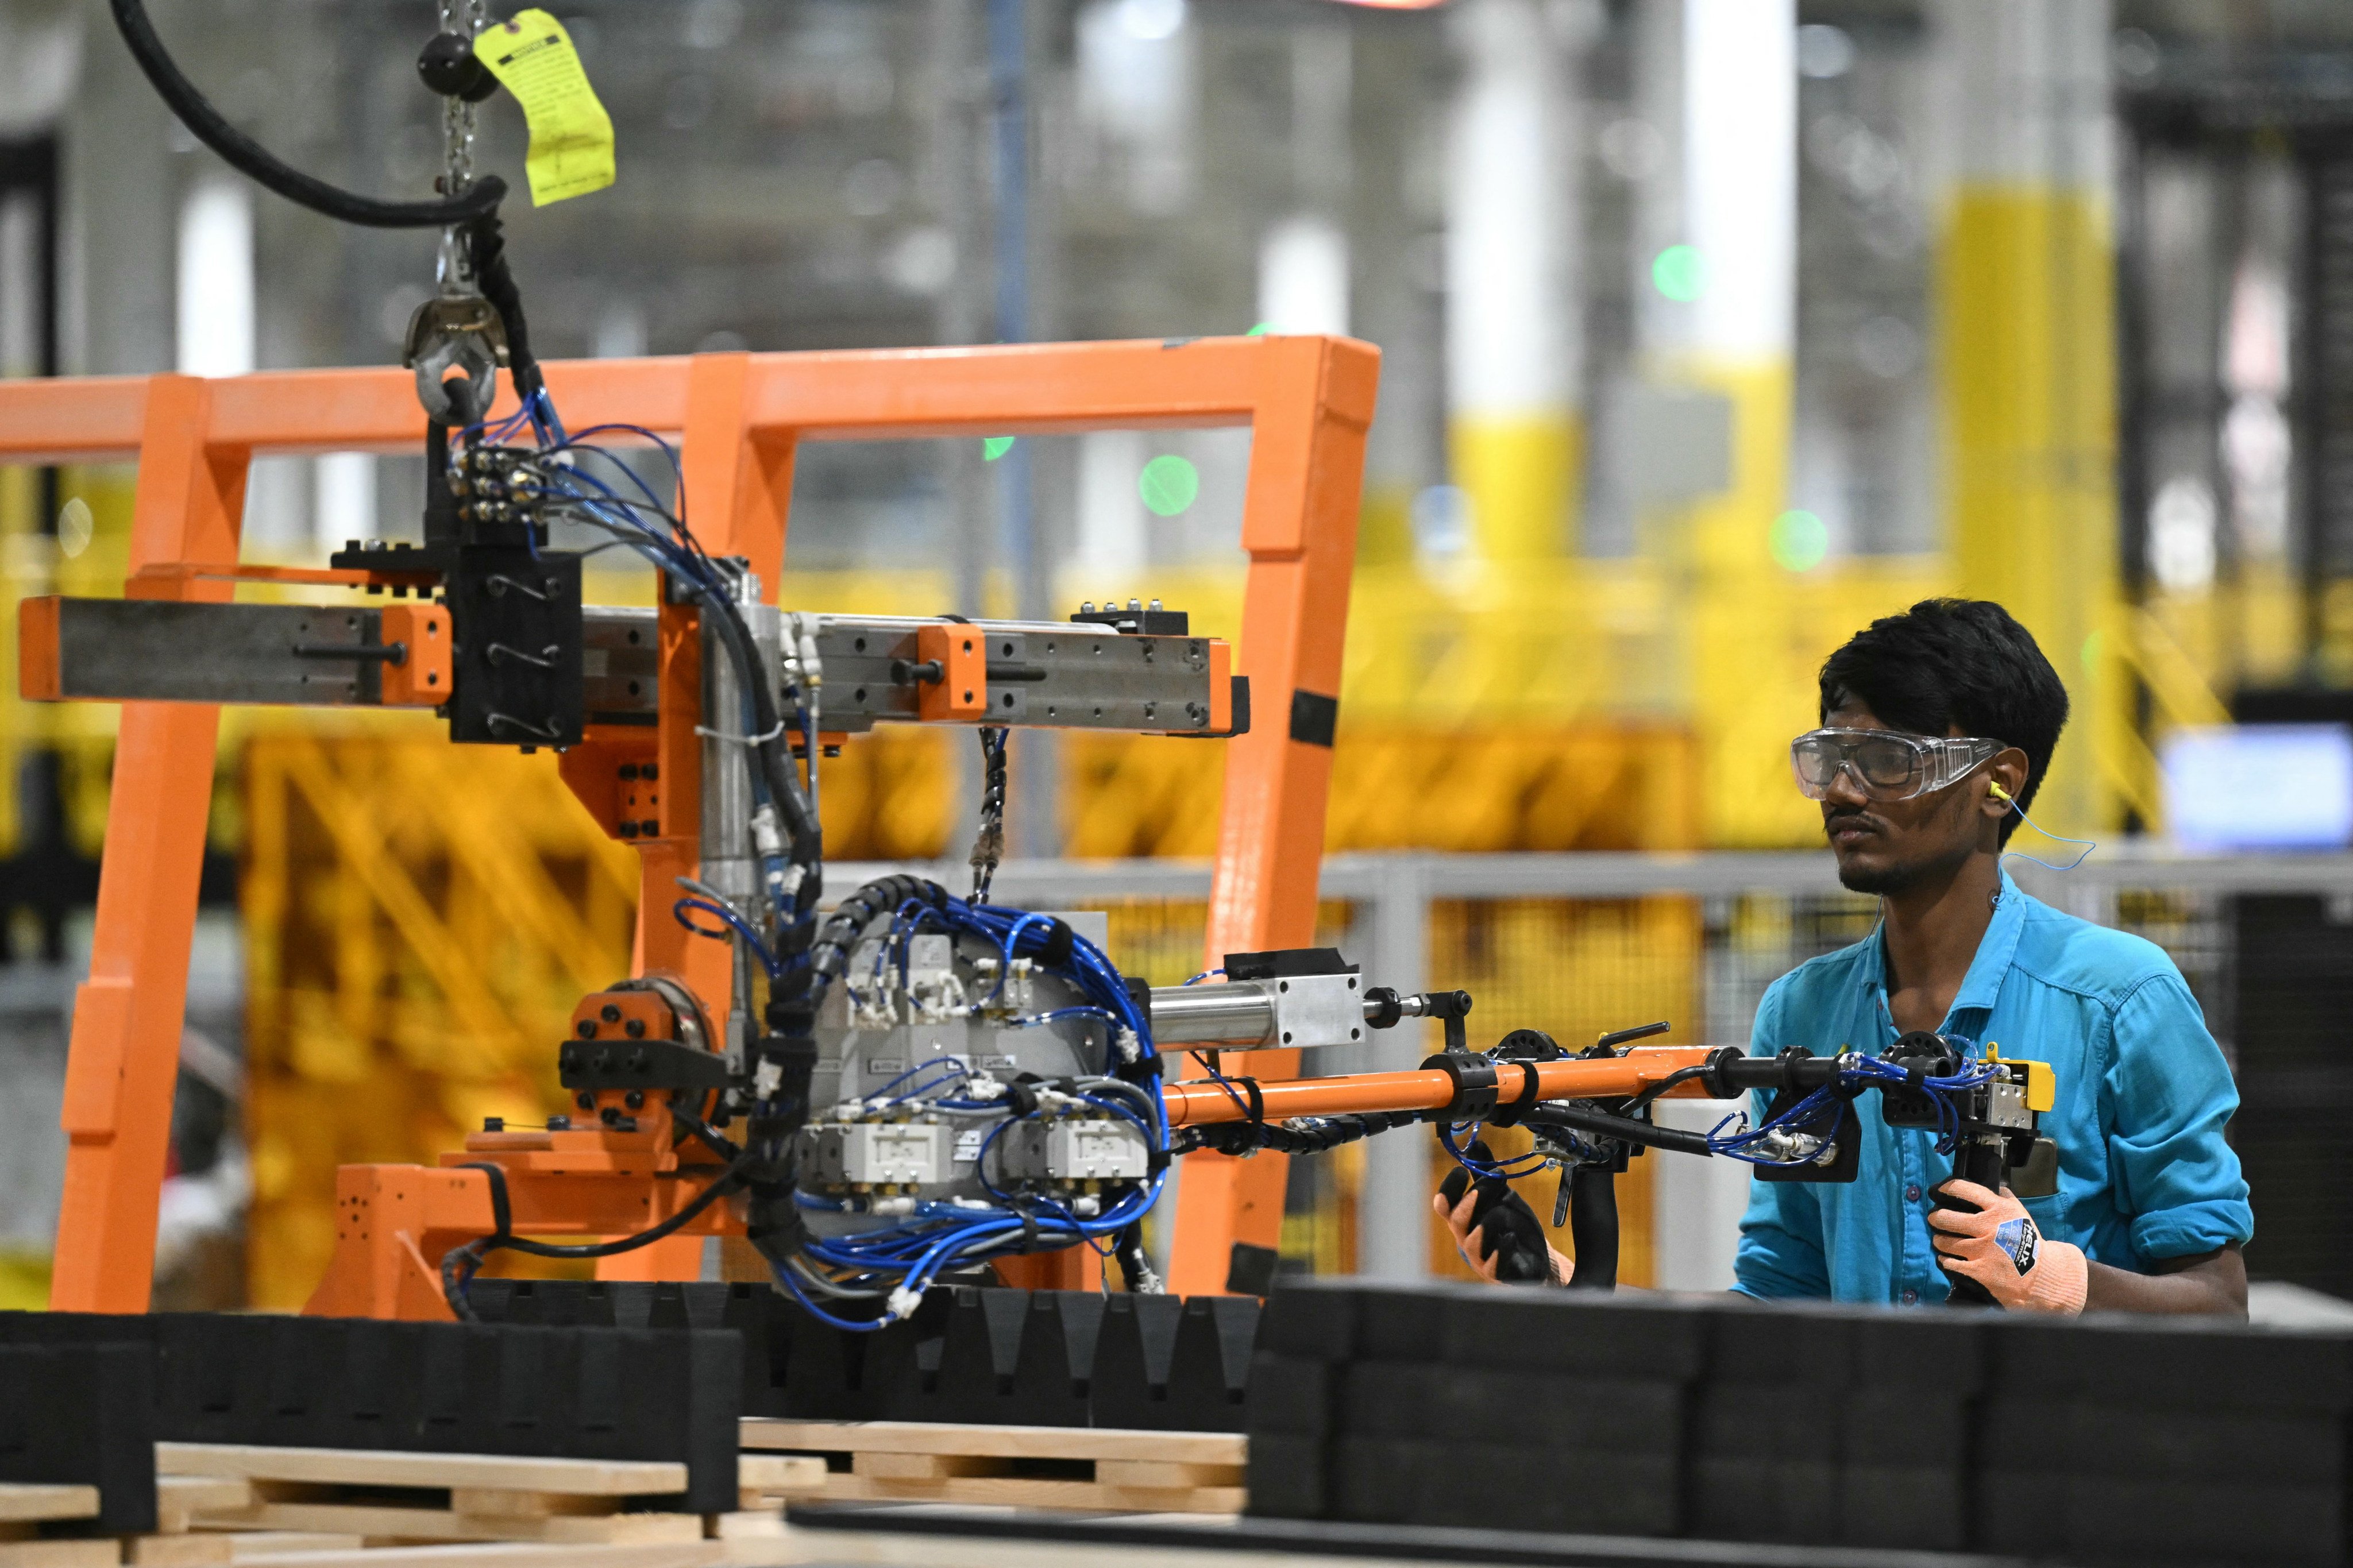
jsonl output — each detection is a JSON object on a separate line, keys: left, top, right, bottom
{"left": 17, "top": 337, "right": 1377, "bottom": 1311}
{"left": 49, "top": 377, "right": 246, "bottom": 1314}
{"left": 1172, "top": 343, "right": 1378, "bottom": 1293}
{"left": 0, "top": 341, "right": 1383, "bottom": 465}
{"left": 1161, "top": 1047, "right": 1721, "bottom": 1129}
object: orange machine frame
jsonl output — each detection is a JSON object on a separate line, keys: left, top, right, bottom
{"left": 1, "top": 337, "right": 1378, "bottom": 1312}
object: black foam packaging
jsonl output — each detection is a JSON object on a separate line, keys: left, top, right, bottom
{"left": 0, "top": 1342, "right": 158, "bottom": 1534}
{"left": 0, "top": 1311, "right": 741, "bottom": 1515}
{"left": 1242, "top": 1277, "right": 2353, "bottom": 1567}
{"left": 454, "top": 1284, "right": 1257, "bottom": 1432}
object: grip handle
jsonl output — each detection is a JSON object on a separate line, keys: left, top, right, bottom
{"left": 1564, "top": 1165, "right": 1618, "bottom": 1292}
{"left": 1932, "top": 1137, "right": 2008, "bottom": 1308}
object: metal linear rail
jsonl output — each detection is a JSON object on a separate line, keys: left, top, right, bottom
{"left": 22, "top": 599, "right": 1238, "bottom": 737}
{"left": 804, "top": 615, "right": 1234, "bottom": 734}
{"left": 19, "top": 597, "right": 450, "bottom": 708}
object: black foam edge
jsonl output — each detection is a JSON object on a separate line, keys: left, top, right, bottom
{"left": 782, "top": 1502, "right": 2044, "bottom": 1568}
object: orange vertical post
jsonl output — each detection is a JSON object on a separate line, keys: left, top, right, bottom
{"left": 602, "top": 353, "right": 800, "bottom": 1282}
{"left": 50, "top": 377, "right": 248, "bottom": 1312}
{"left": 1169, "top": 338, "right": 1380, "bottom": 1295}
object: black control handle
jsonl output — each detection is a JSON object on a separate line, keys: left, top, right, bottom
{"left": 1564, "top": 1165, "right": 1618, "bottom": 1292}
{"left": 1933, "top": 1136, "right": 2008, "bottom": 1308}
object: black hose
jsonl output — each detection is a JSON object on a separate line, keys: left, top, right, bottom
{"left": 1622, "top": 1063, "right": 1712, "bottom": 1114}
{"left": 463, "top": 215, "right": 542, "bottom": 404}
{"left": 439, "top": 1153, "right": 750, "bottom": 1319}
{"left": 111, "top": 0, "right": 505, "bottom": 229}
{"left": 1183, "top": 1108, "right": 1426, "bottom": 1158}
{"left": 1114, "top": 1224, "right": 1152, "bottom": 1291}
{"left": 803, "top": 876, "right": 948, "bottom": 986}
{"left": 1521, "top": 1103, "right": 1713, "bottom": 1157}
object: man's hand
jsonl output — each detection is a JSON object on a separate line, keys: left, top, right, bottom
{"left": 1433, "top": 1142, "right": 1572, "bottom": 1285}
{"left": 1927, "top": 1179, "right": 2087, "bottom": 1314}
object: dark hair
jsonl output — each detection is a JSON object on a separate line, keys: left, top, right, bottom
{"left": 1818, "top": 598, "right": 2069, "bottom": 843}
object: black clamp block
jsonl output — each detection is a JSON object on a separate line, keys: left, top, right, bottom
{"left": 558, "top": 1038, "right": 732, "bottom": 1095}
{"left": 1421, "top": 1050, "right": 1500, "bottom": 1121}
{"left": 1484, "top": 1029, "right": 1561, "bottom": 1127}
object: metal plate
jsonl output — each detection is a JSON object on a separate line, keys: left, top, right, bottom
{"left": 582, "top": 606, "right": 659, "bottom": 724}
{"left": 445, "top": 546, "right": 584, "bottom": 747}
{"left": 42, "top": 600, "right": 386, "bottom": 705}
{"left": 1267, "top": 972, "right": 1370, "bottom": 1049}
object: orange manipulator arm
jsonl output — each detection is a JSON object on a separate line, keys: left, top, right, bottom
{"left": 1159, "top": 1046, "right": 1722, "bottom": 1129}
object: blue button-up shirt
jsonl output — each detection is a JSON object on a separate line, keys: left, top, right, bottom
{"left": 1732, "top": 872, "right": 2252, "bottom": 1305}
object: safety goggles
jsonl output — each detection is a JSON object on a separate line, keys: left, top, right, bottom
{"left": 1790, "top": 728, "right": 2001, "bottom": 803}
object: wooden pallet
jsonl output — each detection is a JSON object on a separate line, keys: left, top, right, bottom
{"left": 0, "top": 1477, "right": 259, "bottom": 1568}
{"left": 157, "top": 1446, "right": 710, "bottom": 1548}
{"left": 197, "top": 1547, "right": 722, "bottom": 1568}
{"left": 731, "top": 1458, "right": 824, "bottom": 1515}
{"left": 213, "top": 1537, "right": 365, "bottom": 1562}
{"left": 0, "top": 1482, "right": 106, "bottom": 1568}
{"left": 737, "top": 1420, "right": 1247, "bottom": 1515}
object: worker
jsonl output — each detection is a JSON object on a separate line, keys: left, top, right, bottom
{"left": 1440, "top": 598, "right": 2251, "bottom": 1314}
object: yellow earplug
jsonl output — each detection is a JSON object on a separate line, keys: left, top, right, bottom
{"left": 1989, "top": 780, "right": 2012, "bottom": 803}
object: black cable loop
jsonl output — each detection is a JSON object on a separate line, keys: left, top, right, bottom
{"left": 462, "top": 1160, "right": 514, "bottom": 1237}
{"left": 112, "top": 0, "right": 506, "bottom": 229}
{"left": 437, "top": 1152, "right": 751, "bottom": 1319}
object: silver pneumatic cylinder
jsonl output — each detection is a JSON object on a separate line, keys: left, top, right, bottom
{"left": 1146, "top": 979, "right": 1430, "bottom": 1049}
{"left": 700, "top": 576, "right": 777, "bottom": 1055}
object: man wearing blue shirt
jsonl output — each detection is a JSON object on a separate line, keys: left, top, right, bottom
{"left": 1734, "top": 598, "right": 2249, "bottom": 1314}
{"left": 1439, "top": 598, "right": 2250, "bottom": 1313}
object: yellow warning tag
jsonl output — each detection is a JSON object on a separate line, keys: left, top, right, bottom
{"left": 473, "top": 9, "right": 614, "bottom": 206}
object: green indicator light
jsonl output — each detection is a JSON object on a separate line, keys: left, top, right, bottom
{"left": 1769, "top": 509, "right": 1828, "bottom": 572}
{"left": 1652, "top": 244, "right": 1704, "bottom": 303}
{"left": 1247, "top": 322, "right": 1274, "bottom": 336}
{"left": 982, "top": 436, "right": 1016, "bottom": 461}
{"left": 1139, "top": 454, "right": 1200, "bottom": 517}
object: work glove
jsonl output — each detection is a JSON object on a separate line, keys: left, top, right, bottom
{"left": 1434, "top": 1141, "right": 1572, "bottom": 1285}
{"left": 1927, "top": 1179, "right": 2086, "bottom": 1315}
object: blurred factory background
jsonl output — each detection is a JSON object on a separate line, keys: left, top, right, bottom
{"left": 4, "top": 0, "right": 2353, "bottom": 1314}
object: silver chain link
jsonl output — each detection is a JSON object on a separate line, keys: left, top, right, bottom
{"left": 435, "top": 0, "right": 489, "bottom": 293}
{"left": 438, "top": 0, "right": 486, "bottom": 194}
